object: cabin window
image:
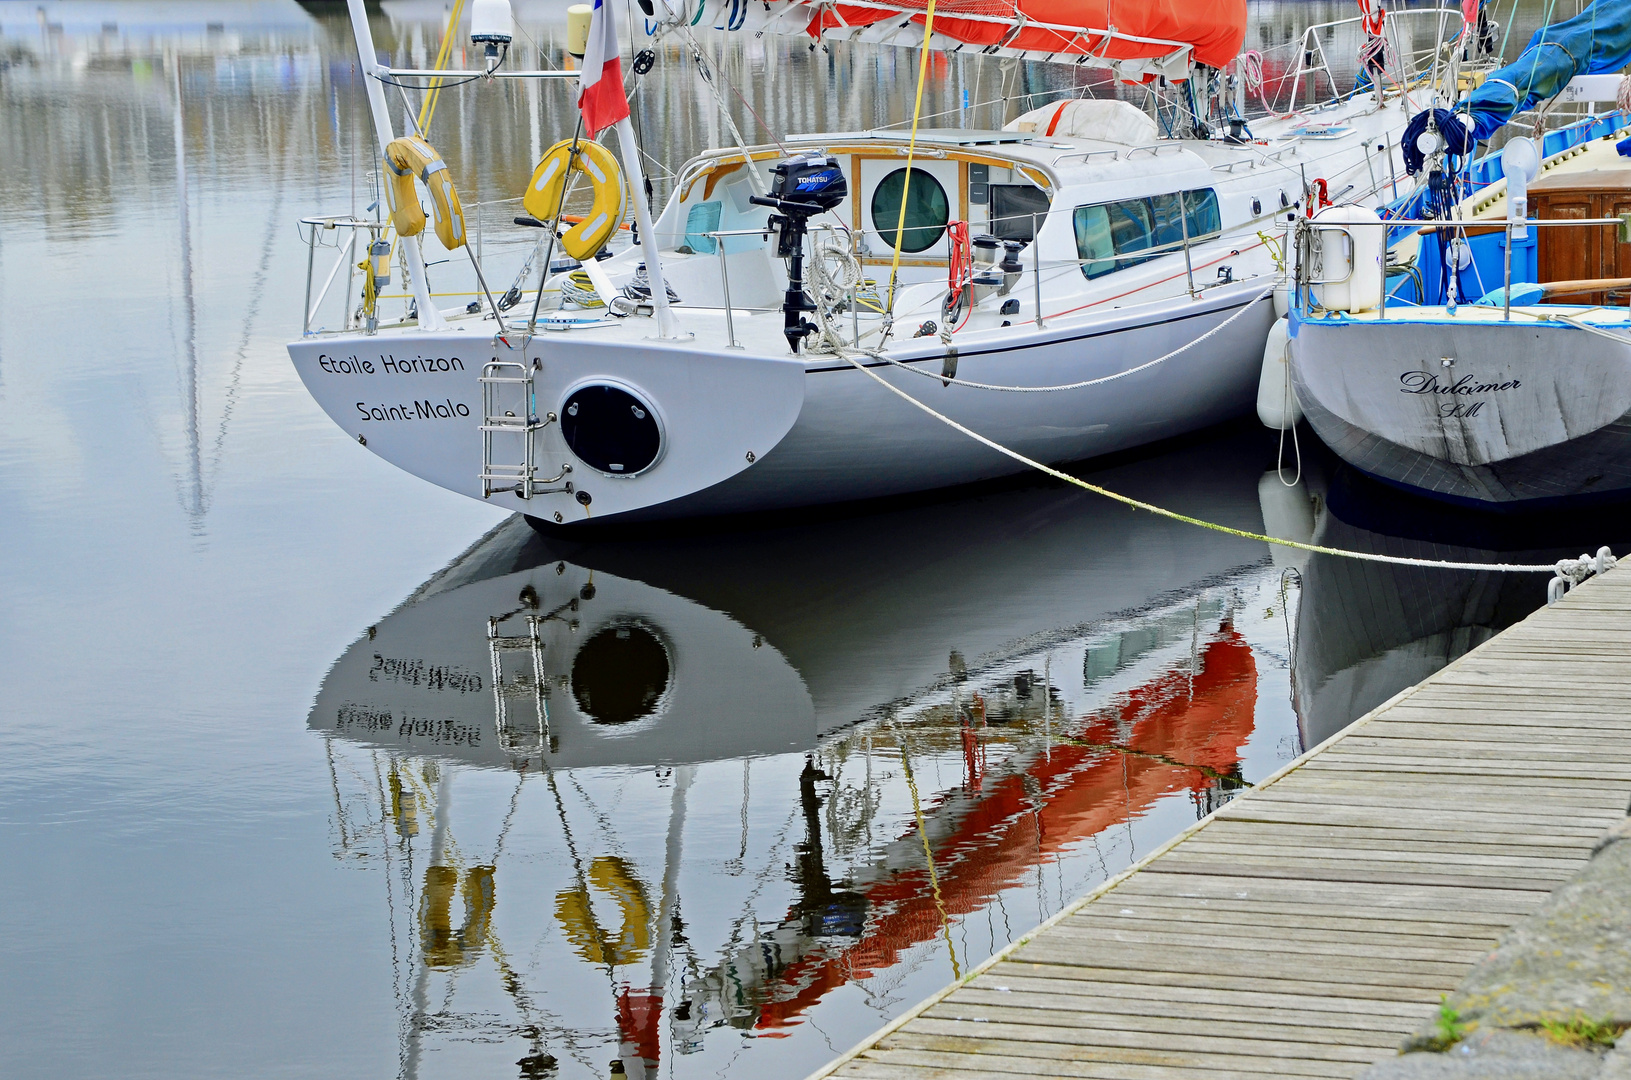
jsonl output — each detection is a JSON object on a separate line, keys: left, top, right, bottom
{"left": 1073, "top": 206, "right": 1117, "bottom": 279}
{"left": 684, "top": 201, "right": 722, "bottom": 254}
{"left": 871, "top": 168, "right": 950, "bottom": 253}
{"left": 1074, "top": 188, "right": 1221, "bottom": 280}
{"left": 990, "top": 184, "right": 1051, "bottom": 242}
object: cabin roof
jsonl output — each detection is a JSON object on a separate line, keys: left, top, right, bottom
{"left": 1529, "top": 165, "right": 1631, "bottom": 193}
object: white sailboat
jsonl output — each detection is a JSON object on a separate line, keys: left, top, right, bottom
{"left": 289, "top": 0, "right": 1470, "bottom": 527}
{"left": 316, "top": 447, "right": 1288, "bottom": 1074}
{"left": 1283, "top": 0, "right": 1631, "bottom": 509}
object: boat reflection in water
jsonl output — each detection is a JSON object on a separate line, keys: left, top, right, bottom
{"left": 313, "top": 430, "right": 1306, "bottom": 1079}
{"left": 1268, "top": 455, "right": 1631, "bottom": 749}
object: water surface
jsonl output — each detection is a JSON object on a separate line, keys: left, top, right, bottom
{"left": 0, "top": 3, "right": 1612, "bottom": 1078}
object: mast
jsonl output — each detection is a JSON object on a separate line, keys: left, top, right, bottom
{"left": 345, "top": 0, "right": 448, "bottom": 331}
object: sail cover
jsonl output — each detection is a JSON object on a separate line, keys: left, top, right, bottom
{"left": 1462, "top": 0, "right": 1631, "bottom": 140}
{"left": 730, "top": 0, "right": 1245, "bottom": 79}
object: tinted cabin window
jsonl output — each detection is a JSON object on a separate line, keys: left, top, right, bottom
{"left": 1185, "top": 188, "right": 1221, "bottom": 237}
{"left": 1074, "top": 205, "right": 1116, "bottom": 279}
{"left": 871, "top": 168, "right": 950, "bottom": 253}
{"left": 1074, "top": 188, "right": 1221, "bottom": 280}
{"left": 1108, "top": 200, "right": 1155, "bottom": 266}
{"left": 684, "top": 201, "right": 722, "bottom": 253}
{"left": 990, "top": 184, "right": 1051, "bottom": 242}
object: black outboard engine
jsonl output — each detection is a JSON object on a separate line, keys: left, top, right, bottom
{"left": 750, "top": 152, "right": 848, "bottom": 353}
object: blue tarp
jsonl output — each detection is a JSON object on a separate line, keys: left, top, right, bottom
{"left": 1463, "top": 0, "right": 1631, "bottom": 141}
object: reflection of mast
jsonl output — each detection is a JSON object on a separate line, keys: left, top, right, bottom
{"left": 402, "top": 766, "right": 451, "bottom": 1080}
{"left": 791, "top": 756, "right": 866, "bottom": 938}
{"left": 616, "top": 765, "right": 692, "bottom": 1079}
{"left": 171, "top": 54, "right": 202, "bottom": 528}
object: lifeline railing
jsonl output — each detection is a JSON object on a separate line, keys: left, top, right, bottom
{"left": 1267, "top": 7, "right": 1468, "bottom": 114}
{"left": 1296, "top": 214, "right": 1631, "bottom": 321}
{"left": 299, "top": 215, "right": 384, "bottom": 335}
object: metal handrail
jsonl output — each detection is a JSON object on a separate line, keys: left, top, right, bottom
{"left": 300, "top": 217, "right": 387, "bottom": 336}
{"left": 1300, "top": 213, "right": 1631, "bottom": 320}
{"left": 1383, "top": 216, "right": 1626, "bottom": 227}
{"left": 1272, "top": 7, "right": 1466, "bottom": 113}
{"left": 379, "top": 68, "right": 580, "bottom": 80}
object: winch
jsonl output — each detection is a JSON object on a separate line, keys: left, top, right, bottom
{"left": 750, "top": 152, "right": 848, "bottom": 352}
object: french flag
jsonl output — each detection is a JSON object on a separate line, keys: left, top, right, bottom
{"left": 577, "top": 0, "right": 629, "bottom": 137}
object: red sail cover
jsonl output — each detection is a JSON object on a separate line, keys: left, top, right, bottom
{"left": 808, "top": 0, "right": 1246, "bottom": 71}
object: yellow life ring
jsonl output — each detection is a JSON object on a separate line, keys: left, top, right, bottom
{"left": 524, "top": 138, "right": 626, "bottom": 262}
{"left": 553, "top": 856, "right": 652, "bottom": 967}
{"left": 383, "top": 134, "right": 467, "bottom": 250}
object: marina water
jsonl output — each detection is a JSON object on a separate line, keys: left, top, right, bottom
{"left": 0, "top": 2, "right": 1616, "bottom": 1077}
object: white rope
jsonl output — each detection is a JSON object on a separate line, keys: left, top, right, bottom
{"left": 837, "top": 348, "right": 1615, "bottom": 577}
{"left": 865, "top": 284, "right": 1275, "bottom": 392}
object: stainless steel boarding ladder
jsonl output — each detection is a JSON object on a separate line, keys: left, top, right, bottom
{"left": 479, "top": 359, "right": 571, "bottom": 499}
{"left": 488, "top": 613, "right": 550, "bottom": 756}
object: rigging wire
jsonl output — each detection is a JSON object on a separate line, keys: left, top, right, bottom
{"left": 883, "top": 0, "right": 942, "bottom": 334}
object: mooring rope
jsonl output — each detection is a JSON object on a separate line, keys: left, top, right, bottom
{"left": 839, "top": 349, "right": 1615, "bottom": 580}
{"left": 865, "top": 285, "right": 1275, "bottom": 392}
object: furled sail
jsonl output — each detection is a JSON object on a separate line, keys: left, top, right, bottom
{"left": 720, "top": 0, "right": 1246, "bottom": 80}
{"left": 1462, "top": 0, "right": 1631, "bottom": 140}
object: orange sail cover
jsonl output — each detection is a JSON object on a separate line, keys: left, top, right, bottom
{"left": 794, "top": 0, "right": 1246, "bottom": 76}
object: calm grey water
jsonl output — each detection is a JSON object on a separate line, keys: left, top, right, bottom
{"left": 0, "top": 3, "right": 1613, "bottom": 1078}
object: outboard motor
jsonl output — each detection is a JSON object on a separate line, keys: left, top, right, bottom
{"left": 750, "top": 153, "right": 848, "bottom": 352}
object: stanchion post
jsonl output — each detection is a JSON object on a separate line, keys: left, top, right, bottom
{"left": 1032, "top": 213, "right": 1044, "bottom": 328}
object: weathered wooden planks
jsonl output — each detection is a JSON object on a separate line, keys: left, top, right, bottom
{"left": 808, "top": 566, "right": 1631, "bottom": 1080}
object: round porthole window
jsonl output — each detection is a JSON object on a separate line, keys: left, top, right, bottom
{"left": 870, "top": 168, "right": 950, "bottom": 253}
{"left": 560, "top": 384, "right": 662, "bottom": 476}
{"left": 571, "top": 621, "right": 671, "bottom": 725}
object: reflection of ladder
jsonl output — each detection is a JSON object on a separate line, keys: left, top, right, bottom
{"left": 488, "top": 613, "right": 550, "bottom": 756}
{"left": 479, "top": 360, "right": 571, "bottom": 500}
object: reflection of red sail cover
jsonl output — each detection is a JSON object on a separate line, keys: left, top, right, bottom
{"left": 756, "top": 629, "right": 1257, "bottom": 1030}
{"left": 806, "top": 0, "right": 1246, "bottom": 71}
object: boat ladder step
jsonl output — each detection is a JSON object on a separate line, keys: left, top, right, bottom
{"left": 479, "top": 359, "right": 570, "bottom": 500}
{"left": 488, "top": 613, "right": 551, "bottom": 755}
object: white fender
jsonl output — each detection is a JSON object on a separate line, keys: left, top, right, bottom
{"left": 1256, "top": 317, "right": 1301, "bottom": 430}
{"left": 1257, "top": 470, "right": 1316, "bottom": 572}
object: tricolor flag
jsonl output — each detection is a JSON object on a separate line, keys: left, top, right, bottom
{"left": 577, "top": 0, "right": 630, "bottom": 137}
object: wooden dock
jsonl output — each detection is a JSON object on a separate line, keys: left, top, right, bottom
{"left": 809, "top": 565, "right": 1631, "bottom": 1080}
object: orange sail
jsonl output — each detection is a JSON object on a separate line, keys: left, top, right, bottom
{"left": 800, "top": 0, "right": 1246, "bottom": 74}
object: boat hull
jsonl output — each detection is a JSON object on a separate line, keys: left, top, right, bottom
{"left": 288, "top": 284, "right": 1274, "bottom": 524}
{"left": 1290, "top": 315, "right": 1631, "bottom": 508}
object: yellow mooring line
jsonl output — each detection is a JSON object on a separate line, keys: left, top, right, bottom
{"left": 839, "top": 352, "right": 1611, "bottom": 577}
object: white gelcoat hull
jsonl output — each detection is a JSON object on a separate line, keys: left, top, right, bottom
{"left": 1290, "top": 314, "right": 1631, "bottom": 507}
{"left": 289, "top": 283, "right": 1274, "bottom": 524}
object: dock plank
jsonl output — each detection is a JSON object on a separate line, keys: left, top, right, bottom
{"left": 810, "top": 569, "right": 1629, "bottom": 1080}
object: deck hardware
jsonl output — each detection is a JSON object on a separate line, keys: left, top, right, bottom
{"left": 487, "top": 612, "right": 549, "bottom": 756}
{"left": 480, "top": 359, "right": 565, "bottom": 498}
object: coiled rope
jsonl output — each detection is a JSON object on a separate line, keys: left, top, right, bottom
{"left": 838, "top": 348, "right": 1615, "bottom": 579}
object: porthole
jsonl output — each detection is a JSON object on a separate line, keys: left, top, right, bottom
{"left": 870, "top": 168, "right": 950, "bottom": 253}
{"left": 560, "top": 383, "right": 663, "bottom": 476}
{"left": 571, "top": 621, "right": 671, "bottom": 725}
